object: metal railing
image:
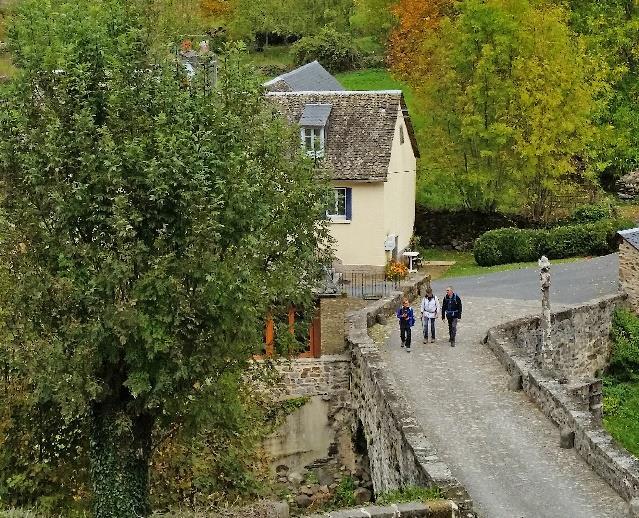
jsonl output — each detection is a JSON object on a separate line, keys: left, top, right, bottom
{"left": 336, "top": 273, "right": 401, "bottom": 299}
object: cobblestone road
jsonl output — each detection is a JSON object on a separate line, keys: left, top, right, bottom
{"left": 381, "top": 256, "right": 627, "bottom": 518}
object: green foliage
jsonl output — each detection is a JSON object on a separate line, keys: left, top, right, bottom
{"left": 291, "top": 28, "right": 362, "bottom": 73}
{"left": 375, "top": 485, "right": 442, "bottom": 505}
{"left": 602, "top": 380, "right": 639, "bottom": 457}
{"left": 567, "top": 0, "right": 639, "bottom": 184}
{"left": 569, "top": 202, "right": 616, "bottom": 224}
{"left": 404, "top": 0, "right": 608, "bottom": 219}
{"left": 603, "top": 310, "right": 639, "bottom": 456}
{"left": 227, "top": 0, "right": 354, "bottom": 41}
{"left": 473, "top": 219, "right": 632, "bottom": 266}
{"left": 0, "top": 0, "right": 331, "bottom": 514}
{"left": 350, "top": 0, "right": 396, "bottom": 46}
{"left": 331, "top": 476, "right": 356, "bottom": 508}
{"left": 608, "top": 309, "right": 639, "bottom": 380}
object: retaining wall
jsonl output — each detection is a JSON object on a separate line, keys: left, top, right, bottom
{"left": 496, "top": 294, "right": 628, "bottom": 381}
{"left": 485, "top": 293, "right": 639, "bottom": 502}
{"left": 346, "top": 277, "right": 475, "bottom": 516}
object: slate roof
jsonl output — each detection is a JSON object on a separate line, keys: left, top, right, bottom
{"left": 264, "top": 61, "right": 345, "bottom": 92}
{"left": 267, "top": 90, "right": 420, "bottom": 182}
{"left": 619, "top": 228, "right": 639, "bottom": 251}
{"left": 299, "top": 104, "right": 332, "bottom": 126}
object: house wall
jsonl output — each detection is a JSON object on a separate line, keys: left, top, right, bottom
{"left": 330, "top": 181, "right": 386, "bottom": 270}
{"left": 619, "top": 241, "right": 639, "bottom": 314}
{"left": 384, "top": 108, "right": 417, "bottom": 258}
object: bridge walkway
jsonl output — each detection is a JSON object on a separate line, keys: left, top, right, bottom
{"left": 381, "top": 255, "right": 627, "bottom": 518}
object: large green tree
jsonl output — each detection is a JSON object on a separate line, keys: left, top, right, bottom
{"left": 0, "top": 0, "right": 330, "bottom": 515}
{"left": 412, "top": 0, "right": 606, "bottom": 220}
{"left": 566, "top": 0, "right": 639, "bottom": 185}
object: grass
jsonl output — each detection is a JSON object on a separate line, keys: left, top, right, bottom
{"left": 617, "top": 200, "right": 639, "bottom": 225}
{"left": 0, "top": 54, "right": 16, "bottom": 77}
{"left": 376, "top": 485, "right": 442, "bottom": 505}
{"left": 418, "top": 247, "right": 582, "bottom": 279}
{"left": 603, "top": 379, "right": 639, "bottom": 457}
{"left": 249, "top": 45, "right": 294, "bottom": 68}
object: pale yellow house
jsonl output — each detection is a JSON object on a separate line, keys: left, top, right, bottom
{"left": 266, "top": 66, "right": 419, "bottom": 272}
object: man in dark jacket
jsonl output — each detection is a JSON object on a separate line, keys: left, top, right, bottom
{"left": 441, "top": 286, "right": 462, "bottom": 347}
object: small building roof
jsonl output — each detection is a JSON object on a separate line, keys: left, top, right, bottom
{"left": 264, "top": 61, "right": 345, "bottom": 92}
{"left": 618, "top": 228, "right": 639, "bottom": 251}
{"left": 299, "top": 104, "right": 332, "bottom": 126}
{"left": 267, "top": 90, "right": 420, "bottom": 182}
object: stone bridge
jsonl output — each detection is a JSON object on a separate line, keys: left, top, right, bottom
{"left": 270, "top": 254, "right": 636, "bottom": 517}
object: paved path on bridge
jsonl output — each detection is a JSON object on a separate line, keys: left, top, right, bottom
{"left": 382, "top": 254, "right": 627, "bottom": 518}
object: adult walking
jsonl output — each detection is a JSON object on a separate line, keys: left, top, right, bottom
{"left": 420, "top": 288, "right": 439, "bottom": 343}
{"left": 441, "top": 286, "right": 462, "bottom": 347}
{"left": 396, "top": 297, "right": 415, "bottom": 352}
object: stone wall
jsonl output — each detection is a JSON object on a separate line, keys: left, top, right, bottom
{"left": 485, "top": 294, "right": 639, "bottom": 503}
{"left": 265, "top": 356, "right": 354, "bottom": 471}
{"left": 320, "top": 297, "right": 368, "bottom": 355}
{"left": 620, "top": 241, "right": 639, "bottom": 314}
{"left": 346, "top": 277, "right": 475, "bottom": 516}
{"left": 495, "top": 294, "right": 628, "bottom": 381}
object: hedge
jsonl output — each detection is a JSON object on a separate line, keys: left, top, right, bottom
{"left": 473, "top": 218, "right": 634, "bottom": 266}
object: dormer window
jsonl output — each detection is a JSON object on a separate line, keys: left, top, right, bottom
{"left": 302, "top": 127, "right": 325, "bottom": 158}
{"left": 299, "top": 103, "right": 332, "bottom": 159}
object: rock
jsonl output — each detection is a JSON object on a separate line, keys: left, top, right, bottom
{"left": 288, "top": 472, "right": 304, "bottom": 486}
{"left": 275, "top": 464, "right": 289, "bottom": 475}
{"left": 628, "top": 498, "right": 639, "bottom": 517}
{"left": 301, "top": 484, "right": 318, "bottom": 496}
{"left": 376, "top": 313, "right": 387, "bottom": 325}
{"left": 329, "top": 483, "right": 338, "bottom": 490}
{"left": 319, "top": 484, "right": 330, "bottom": 494}
{"left": 270, "top": 501, "right": 290, "bottom": 518}
{"left": 560, "top": 427, "right": 575, "bottom": 449}
{"left": 353, "top": 487, "right": 372, "bottom": 505}
{"left": 617, "top": 169, "right": 639, "bottom": 200}
{"left": 317, "top": 467, "right": 334, "bottom": 486}
{"left": 295, "top": 494, "right": 312, "bottom": 509}
{"left": 352, "top": 466, "right": 365, "bottom": 478}
{"left": 277, "top": 476, "right": 288, "bottom": 483}
{"left": 311, "top": 492, "right": 331, "bottom": 506}
{"left": 508, "top": 373, "right": 523, "bottom": 391}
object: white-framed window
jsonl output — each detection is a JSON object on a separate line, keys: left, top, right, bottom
{"left": 301, "top": 126, "right": 325, "bottom": 158}
{"left": 327, "top": 187, "right": 352, "bottom": 222}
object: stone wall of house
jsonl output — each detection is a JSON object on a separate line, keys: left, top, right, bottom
{"left": 264, "top": 355, "right": 354, "bottom": 472}
{"left": 320, "top": 297, "right": 368, "bottom": 355}
{"left": 346, "top": 279, "right": 475, "bottom": 516}
{"left": 620, "top": 241, "right": 639, "bottom": 314}
{"left": 495, "top": 294, "right": 628, "bottom": 381}
{"left": 485, "top": 294, "right": 639, "bottom": 504}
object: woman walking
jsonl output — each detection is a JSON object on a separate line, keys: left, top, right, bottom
{"left": 420, "top": 288, "right": 439, "bottom": 343}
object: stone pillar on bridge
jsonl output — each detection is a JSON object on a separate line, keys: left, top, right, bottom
{"left": 539, "top": 256, "right": 552, "bottom": 370}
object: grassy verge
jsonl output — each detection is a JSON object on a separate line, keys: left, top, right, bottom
{"left": 618, "top": 200, "right": 639, "bottom": 225}
{"left": 603, "top": 309, "right": 639, "bottom": 456}
{"left": 418, "top": 248, "right": 582, "bottom": 279}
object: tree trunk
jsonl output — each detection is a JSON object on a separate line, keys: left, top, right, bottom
{"left": 89, "top": 402, "right": 154, "bottom": 518}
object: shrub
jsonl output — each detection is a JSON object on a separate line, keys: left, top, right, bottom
{"left": 291, "top": 28, "right": 362, "bottom": 73}
{"left": 473, "top": 218, "right": 633, "bottom": 266}
{"left": 569, "top": 202, "right": 616, "bottom": 224}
